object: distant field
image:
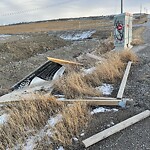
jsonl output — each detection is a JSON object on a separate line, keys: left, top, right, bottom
{"left": 0, "top": 19, "right": 113, "bottom": 34}
{"left": 0, "top": 14, "right": 147, "bottom": 34}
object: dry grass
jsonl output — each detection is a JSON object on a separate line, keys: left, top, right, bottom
{"left": 52, "top": 102, "right": 89, "bottom": 146}
{"left": 0, "top": 95, "right": 63, "bottom": 149}
{"left": 131, "top": 39, "right": 143, "bottom": 46}
{"left": 119, "top": 49, "right": 138, "bottom": 63}
{"left": 131, "top": 27, "right": 145, "bottom": 46}
{"left": 84, "top": 50, "right": 138, "bottom": 85}
{"left": 0, "top": 19, "right": 112, "bottom": 34}
{"left": 54, "top": 72, "right": 101, "bottom": 98}
{"left": 0, "top": 98, "right": 89, "bottom": 149}
{"left": 54, "top": 49, "right": 138, "bottom": 98}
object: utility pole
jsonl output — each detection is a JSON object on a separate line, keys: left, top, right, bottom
{"left": 121, "top": 0, "right": 123, "bottom": 13}
{"left": 140, "top": 4, "right": 142, "bottom": 19}
{"left": 140, "top": 4, "right": 142, "bottom": 15}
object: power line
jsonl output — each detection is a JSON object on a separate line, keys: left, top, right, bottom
{"left": 0, "top": 0, "right": 73, "bottom": 17}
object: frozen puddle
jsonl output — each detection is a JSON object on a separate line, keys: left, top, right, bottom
{"left": 59, "top": 30, "right": 96, "bottom": 40}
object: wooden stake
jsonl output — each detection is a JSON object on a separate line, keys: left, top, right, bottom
{"left": 117, "top": 61, "right": 132, "bottom": 99}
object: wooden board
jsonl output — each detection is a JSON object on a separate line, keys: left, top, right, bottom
{"left": 58, "top": 98, "right": 132, "bottom": 106}
{"left": 55, "top": 95, "right": 116, "bottom": 100}
{"left": 82, "top": 110, "right": 150, "bottom": 148}
{"left": 117, "top": 61, "right": 132, "bottom": 99}
{"left": 47, "top": 57, "right": 82, "bottom": 65}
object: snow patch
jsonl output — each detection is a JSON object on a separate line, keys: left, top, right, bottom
{"left": 60, "top": 30, "right": 95, "bottom": 41}
{"left": 73, "top": 137, "right": 78, "bottom": 141}
{"left": 83, "top": 67, "right": 96, "bottom": 74}
{"left": 20, "top": 114, "right": 62, "bottom": 150}
{"left": 96, "top": 83, "right": 114, "bottom": 95}
{"left": 107, "top": 121, "right": 115, "bottom": 127}
{"left": 91, "top": 107, "right": 118, "bottom": 115}
{"left": 48, "top": 114, "right": 62, "bottom": 127}
{"left": 23, "top": 137, "right": 36, "bottom": 150}
{"left": 0, "top": 34, "right": 11, "bottom": 38}
{"left": 57, "top": 146, "right": 64, "bottom": 150}
{"left": 0, "top": 114, "right": 8, "bottom": 125}
{"left": 57, "top": 97, "right": 66, "bottom": 100}
{"left": 80, "top": 133, "right": 85, "bottom": 136}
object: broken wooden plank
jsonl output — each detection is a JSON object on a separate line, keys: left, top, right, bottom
{"left": 117, "top": 61, "right": 132, "bottom": 99}
{"left": 82, "top": 110, "right": 150, "bottom": 148}
{"left": 58, "top": 98, "right": 133, "bottom": 107}
{"left": 47, "top": 57, "right": 82, "bottom": 65}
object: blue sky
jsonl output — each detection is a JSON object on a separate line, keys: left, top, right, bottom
{"left": 0, "top": 0, "right": 149, "bottom": 25}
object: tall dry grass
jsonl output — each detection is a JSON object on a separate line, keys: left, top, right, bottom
{"left": 0, "top": 95, "right": 63, "bottom": 149}
{"left": 118, "top": 49, "right": 138, "bottom": 63}
{"left": 84, "top": 50, "right": 138, "bottom": 85}
{"left": 54, "top": 50, "right": 138, "bottom": 98}
{"left": 54, "top": 71, "right": 101, "bottom": 99}
{"left": 52, "top": 102, "right": 89, "bottom": 146}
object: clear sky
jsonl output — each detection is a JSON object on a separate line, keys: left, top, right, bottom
{"left": 0, "top": 0, "right": 149, "bottom": 25}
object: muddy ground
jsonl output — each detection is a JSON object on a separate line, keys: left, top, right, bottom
{"left": 0, "top": 15, "right": 149, "bottom": 150}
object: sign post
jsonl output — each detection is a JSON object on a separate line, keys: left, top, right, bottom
{"left": 114, "top": 12, "right": 133, "bottom": 50}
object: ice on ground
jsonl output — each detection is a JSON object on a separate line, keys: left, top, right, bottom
{"left": 0, "top": 114, "right": 8, "bottom": 125}
{"left": 48, "top": 114, "right": 62, "bottom": 127}
{"left": 91, "top": 107, "right": 118, "bottom": 115}
{"left": 83, "top": 67, "right": 96, "bottom": 75}
{"left": 60, "top": 30, "right": 96, "bottom": 41}
{"left": 57, "top": 146, "right": 64, "bottom": 150}
{"left": 96, "top": 83, "right": 114, "bottom": 95}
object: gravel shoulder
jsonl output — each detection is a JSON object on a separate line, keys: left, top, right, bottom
{"left": 76, "top": 16, "right": 150, "bottom": 150}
